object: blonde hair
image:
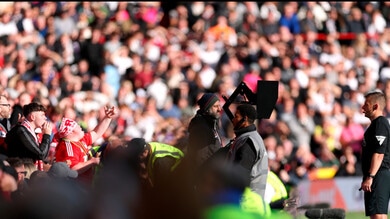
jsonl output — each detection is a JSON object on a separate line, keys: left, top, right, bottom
{"left": 23, "top": 158, "right": 37, "bottom": 179}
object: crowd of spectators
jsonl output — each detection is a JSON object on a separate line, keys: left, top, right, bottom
{"left": 0, "top": 1, "right": 389, "bottom": 215}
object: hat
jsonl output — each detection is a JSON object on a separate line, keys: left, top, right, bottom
{"left": 197, "top": 93, "right": 219, "bottom": 111}
{"left": 126, "top": 138, "right": 147, "bottom": 156}
{"left": 29, "top": 170, "right": 49, "bottom": 185}
{"left": 47, "top": 162, "right": 78, "bottom": 179}
{"left": 58, "top": 118, "right": 78, "bottom": 138}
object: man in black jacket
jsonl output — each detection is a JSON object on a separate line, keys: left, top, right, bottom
{"left": 188, "top": 93, "right": 223, "bottom": 167}
{"left": 5, "top": 102, "right": 52, "bottom": 169}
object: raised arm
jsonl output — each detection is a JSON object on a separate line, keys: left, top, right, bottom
{"left": 90, "top": 106, "right": 117, "bottom": 143}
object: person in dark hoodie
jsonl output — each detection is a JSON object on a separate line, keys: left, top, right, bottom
{"left": 187, "top": 93, "right": 223, "bottom": 167}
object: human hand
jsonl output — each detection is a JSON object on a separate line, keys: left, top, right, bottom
{"left": 361, "top": 177, "right": 373, "bottom": 192}
{"left": 42, "top": 121, "right": 52, "bottom": 135}
{"left": 90, "top": 156, "right": 100, "bottom": 165}
{"left": 104, "top": 105, "right": 116, "bottom": 118}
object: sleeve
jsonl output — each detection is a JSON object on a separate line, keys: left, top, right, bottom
{"left": 188, "top": 119, "right": 212, "bottom": 151}
{"left": 374, "top": 118, "right": 390, "bottom": 154}
{"left": 39, "top": 134, "right": 51, "bottom": 159}
{"left": 16, "top": 127, "right": 50, "bottom": 160}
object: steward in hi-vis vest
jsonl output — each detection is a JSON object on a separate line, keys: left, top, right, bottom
{"left": 147, "top": 142, "right": 184, "bottom": 185}
{"left": 125, "top": 138, "right": 184, "bottom": 188}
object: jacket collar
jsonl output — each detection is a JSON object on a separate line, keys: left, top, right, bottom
{"left": 234, "top": 124, "right": 256, "bottom": 137}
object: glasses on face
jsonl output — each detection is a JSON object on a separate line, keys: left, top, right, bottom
{"left": 18, "top": 171, "right": 27, "bottom": 176}
{"left": 0, "top": 104, "right": 10, "bottom": 107}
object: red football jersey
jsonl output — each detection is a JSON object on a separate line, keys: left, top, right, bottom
{"left": 55, "top": 132, "right": 92, "bottom": 168}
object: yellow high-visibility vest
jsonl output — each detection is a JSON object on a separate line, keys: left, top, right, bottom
{"left": 147, "top": 142, "right": 184, "bottom": 184}
{"left": 267, "top": 170, "right": 288, "bottom": 203}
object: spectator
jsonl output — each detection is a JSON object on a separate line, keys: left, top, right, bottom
{"left": 260, "top": 4, "right": 280, "bottom": 43}
{"left": 5, "top": 102, "right": 52, "bottom": 169}
{"left": 297, "top": 2, "right": 328, "bottom": 32}
{"left": 79, "top": 27, "right": 104, "bottom": 77}
{"left": 21, "top": 158, "right": 36, "bottom": 179}
{"left": 316, "top": 145, "right": 340, "bottom": 168}
{"left": 53, "top": 7, "right": 77, "bottom": 37}
{"left": 27, "top": 169, "right": 48, "bottom": 188}
{"left": 347, "top": 6, "right": 367, "bottom": 34}
{"left": 54, "top": 105, "right": 116, "bottom": 186}
{"left": 9, "top": 91, "right": 32, "bottom": 127}
{"left": 285, "top": 146, "right": 314, "bottom": 187}
{"left": 280, "top": 96, "right": 306, "bottom": 148}
{"left": 206, "top": 14, "right": 237, "bottom": 46}
{"left": 242, "top": 63, "right": 262, "bottom": 93}
{"left": 138, "top": 96, "right": 164, "bottom": 142}
{"left": 299, "top": 7, "right": 320, "bottom": 33}
{"left": 339, "top": 109, "right": 365, "bottom": 160}
{"left": 312, "top": 115, "right": 341, "bottom": 157}
{"left": 6, "top": 157, "right": 29, "bottom": 201}
{"left": 279, "top": 3, "right": 301, "bottom": 35}
{"left": 47, "top": 161, "right": 78, "bottom": 180}
{"left": 335, "top": 145, "right": 363, "bottom": 177}
{"left": 7, "top": 164, "right": 89, "bottom": 219}
{"left": 0, "top": 95, "right": 11, "bottom": 155}
{"left": 0, "top": 156, "right": 17, "bottom": 205}
{"left": 0, "top": 9, "right": 18, "bottom": 37}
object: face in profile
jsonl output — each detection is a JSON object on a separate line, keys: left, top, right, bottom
{"left": 32, "top": 111, "right": 48, "bottom": 128}
{"left": 0, "top": 96, "right": 11, "bottom": 119}
{"left": 232, "top": 110, "right": 245, "bottom": 130}
{"left": 72, "top": 124, "right": 85, "bottom": 139}
{"left": 139, "top": 145, "right": 149, "bottom": 162}
{"left": 207, "top": 100, "right": 222, "bottom": 119}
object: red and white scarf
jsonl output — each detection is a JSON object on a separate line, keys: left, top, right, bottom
{"left": 21, "top": 119, "right": 44, "bottom": 170}
{"left": 21, "top": 119, "right": 39, "bottom": 144}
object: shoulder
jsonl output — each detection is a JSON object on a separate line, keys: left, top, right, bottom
{"left": 7, "top": 125, "right": 25, "bottom": 134}
{"left": 56, "top": 140, "right": 67, "bottom": 148}
{"left": 189, "top": 115, "right": 209, "bottom": 128}
{"left": 189, "top": 113, "right": 206, "bottom": 123}
{"left": 82, "top": 132, "right": 92, "bottom": 143}
{"left": 378, "top": 116, "right": 390, "bottom": 122}
{"left": 375, "top": 116, "right": 390, "bottom": 127}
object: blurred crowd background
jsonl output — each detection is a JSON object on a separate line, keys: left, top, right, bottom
{"left": 0, "top": 1, "right": 389, "bottom": 195}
